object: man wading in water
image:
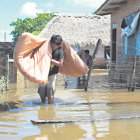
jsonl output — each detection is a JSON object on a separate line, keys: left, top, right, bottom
{"left": 38, "top": 35, "right": 64, "bottom": 104}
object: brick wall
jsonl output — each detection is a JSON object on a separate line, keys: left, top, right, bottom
{"left": 111, "top": 0, "right": 140, "bottom": 62}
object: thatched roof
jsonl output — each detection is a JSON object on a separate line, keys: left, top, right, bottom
{"left": 39, "top": 15, "right": 111, "bottom": 47}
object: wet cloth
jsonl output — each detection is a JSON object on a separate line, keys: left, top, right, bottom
{"left": 38, "top": 75, "right": 57, "bottom": 100}
{"left": 14, "top": 32, "right": 88, "bottom": 84}
{"left": 121, "top": 11, "right": 140, "bottom": 37}
{"left": 14, "top": 33, "right": 51, "bottom": 84}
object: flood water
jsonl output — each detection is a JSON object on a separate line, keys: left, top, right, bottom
{"left": 1, "top": 71, "right": 140, "bottom": 140}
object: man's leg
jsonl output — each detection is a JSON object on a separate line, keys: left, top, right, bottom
{"left": 47, "top": 75, "right": 57, "bottom": 104}
{"left": 38, "top": 84, "right": 47, "bottom": 103}
{"left": 82, "top": 75, "right": 86, "bottom": 81}
{"left": 78, "top": 77, "right": 81, "bottom": 85}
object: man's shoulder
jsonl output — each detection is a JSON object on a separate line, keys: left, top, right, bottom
{"left": 57, "top": 47, "right": 64, "bottom": 54}
{"left": 56, "top": 47, "right": 64, "bottom": 58}
{"left": 57, "top": 47, "right": 63, "bottom": 51}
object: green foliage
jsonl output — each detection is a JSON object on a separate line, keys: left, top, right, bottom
{"left": 10, "top": 13, "right": 54, "bottom": 42}
{"left": 0, "top": 76, "right": 7, "bottom": 92}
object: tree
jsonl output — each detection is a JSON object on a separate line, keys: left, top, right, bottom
{"left": 10, "top": 13, "right": 54, "bottom": 42}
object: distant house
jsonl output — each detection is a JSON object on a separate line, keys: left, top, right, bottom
{"left": 95, "top": 0, "right": 140, "bottom": 87}
{"left": 39, "top": 15, "right": 111, "bottom": 68}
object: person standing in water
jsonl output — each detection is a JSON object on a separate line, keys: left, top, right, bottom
{"left": 38, "top": 35, "right": 64, "bottom": 104}
{"left": 77, "top": 49, "right": 91, "bottom": 83}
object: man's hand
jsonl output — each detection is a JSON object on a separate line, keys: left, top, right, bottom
{"left": 51, "top": 59, "right": 63, "bottom": 67}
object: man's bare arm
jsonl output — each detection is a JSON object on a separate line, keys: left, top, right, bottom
{"left": 51, "top": 59, "right": 64, "bottom": 67}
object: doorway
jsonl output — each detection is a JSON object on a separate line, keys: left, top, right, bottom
{"left": 112, "top": 28, "right": 116, "bottom": 62}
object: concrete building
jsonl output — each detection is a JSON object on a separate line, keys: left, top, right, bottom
{"left": 95, "top": 0, "right": 140, "bottom": 88}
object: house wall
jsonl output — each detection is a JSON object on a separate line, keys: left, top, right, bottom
{"left": 111, "top": 0, "right": 140, "bottom": 62}
{"left": 108, "top": 0, "right": 140, "bottom": 86}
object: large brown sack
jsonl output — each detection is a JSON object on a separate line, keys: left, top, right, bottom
{"left": 14, "top": 32, "right": 88, "bottom": 84}
{"left": 60, "top": 42, "right": 88, "bottom": 77}
{"left": 14, "top": 32, "right": 51, "bottom": 84}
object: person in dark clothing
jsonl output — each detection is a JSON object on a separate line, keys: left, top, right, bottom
{"left": 77, "top": 49, "right": 91, "bottom": 84}
{"left": 77, "top": 49, "right": 91, "bottom": 68}
{"left": 84, "top": 50, "right": 92, "bottom": 68}
{"left": 38, "top": 35, "right": 64, "bottom": 104}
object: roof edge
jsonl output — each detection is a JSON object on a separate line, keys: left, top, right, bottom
{"left": 94, "top": 0, "right": 111, "bottom": 15}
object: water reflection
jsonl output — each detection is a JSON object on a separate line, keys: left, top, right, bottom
{"left": 1, "top": 72, "right": 140, "bottom": 139}
{"left": 38, "top": 106, "right": 55, "bottom": 120}
{"left": 23, "top": 106, "right": 87, "bottom": 140}
{"left": 65, "top": 77, "right": 85, "bottom": 89}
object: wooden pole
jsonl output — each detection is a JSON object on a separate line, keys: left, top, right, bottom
{"left": 128, "top": 55, "right": 136, "bottom": 92}
{"left": 4, "top": 32, "right": 6, "bottom": 42}
{"left": 84, "top": 39, "right": 102, "bottom": 91}
{"left": 6, "top": 55, "right": 9, "bottom": 90}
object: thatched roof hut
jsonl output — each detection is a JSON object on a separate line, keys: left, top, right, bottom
{"left": 39, "top": 15, "right": 111, "bottom": 49}
{"left": 39, "top": 15, "right": 111, "bottom": 68}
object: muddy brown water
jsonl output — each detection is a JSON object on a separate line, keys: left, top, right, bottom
{"left": 1, "top": 71, "right": 140, "bottom": 140}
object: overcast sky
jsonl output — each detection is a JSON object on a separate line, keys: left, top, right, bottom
{"left": 0, "top": 0, "right": 105, "bottom": 41}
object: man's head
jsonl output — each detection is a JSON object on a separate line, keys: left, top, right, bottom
{"left": 50, "top": 35, "right": 62, "bottom": 50}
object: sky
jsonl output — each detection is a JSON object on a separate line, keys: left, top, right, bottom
{"left": 0, "top": 0, "right": 105, "bottom": 41}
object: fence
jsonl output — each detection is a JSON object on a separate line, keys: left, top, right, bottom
{"left": 108, "top": 55, "right": 140, "bottom": 90}
{"left": 1, "top": 53, "right": 140, "bottom": 91}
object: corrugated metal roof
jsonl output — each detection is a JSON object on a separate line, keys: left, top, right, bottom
{"left": 94, "top": 0, "right": 128, "bottom": 15}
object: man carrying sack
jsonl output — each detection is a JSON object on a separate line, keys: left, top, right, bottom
{"left": 38, "top": 35, "right": 64, "bottom": 104}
